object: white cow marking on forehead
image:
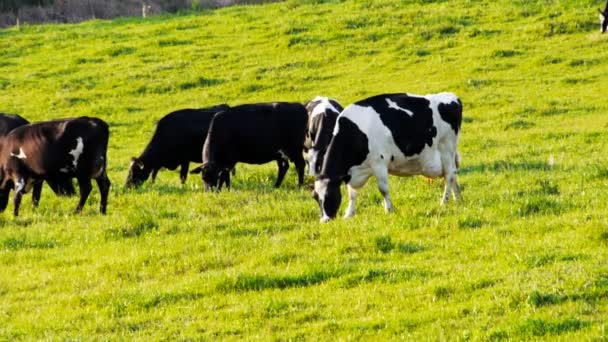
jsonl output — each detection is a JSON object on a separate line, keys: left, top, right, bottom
{"left": 69, "top": 137, "right": 84, "bottom": 168}
{"left": 386, "top": 98, "right": 414, "bottom": 116}
{"left": 10, "top": 148, "right": 27, "bottom": 159}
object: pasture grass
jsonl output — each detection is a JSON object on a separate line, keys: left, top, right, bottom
{"left": 1, "top": 0, "right": 608, "bottom": 339}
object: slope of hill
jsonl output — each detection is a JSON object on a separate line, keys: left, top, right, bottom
{"left": 1, "top": 0, "right": 607, "bottom": 339}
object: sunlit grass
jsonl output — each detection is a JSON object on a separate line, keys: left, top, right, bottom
{"left": 0, "top": 0, "right": 607, "bottom": 339}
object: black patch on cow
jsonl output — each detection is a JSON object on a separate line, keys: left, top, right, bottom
{"left": 357, "top": 93, "right": 436, "bottom": 157}
{"left": 320, "top": 117, "right": 369, "bottom": 179}
{"left": 438, "top": 100, "right": 462, "bottom": 134}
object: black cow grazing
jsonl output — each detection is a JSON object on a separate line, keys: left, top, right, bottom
{"left": 0, "top": 116, "right": 111, "bottom": 216}
{"left": 192, "top": 102, "right": 308, "bottom": 190}
{"left": 304, "top": 97, "right": 343, "bottom": 177}
{"left": 125, "top": 104, "right": 230, "bottom": 188}
{"left": 0, "top": 113, "right": 75, "bottom": 207}
{"left": 600, "top": 0, "right": 608, "bottom": 33}
{"left": 313, "top": 92, "right": 463, "bottom": 222}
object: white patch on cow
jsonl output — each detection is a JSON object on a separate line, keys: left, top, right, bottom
{"left": 15, "top": 178, "right": 25, "bottom": 193}
{"left": 278, "top": 150, "right": 288, "bottom": 161}
{"left": 314, "top": 178, "right": 331, "bottom": 221}
{"left": 386, "top": 98, "right": 413, "bottom": 116}
{"left": 69, "top": 137, "right": 84, "bottom": 168}
{"left": 60, "top": 167, "right": 70, "bottom": 173}
{"left": 10, "top": 148, "right": 27, "bottom": 159}
{"left": 310, "top": 97, "right": 341, "bottom": 118}
{"left": 307, "top": 149, "right": 319, "bottom": 176}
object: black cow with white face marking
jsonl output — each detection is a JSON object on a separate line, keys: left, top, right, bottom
{"left": 192, "top": 102, "right": 307, "bottom": 190}
{"left": 313, "top": 92, "right": 463, "bottom": 222}
{"left": 0, "top": 113, "right": 75, "bottom": 207}
{"left": 304, "top": 97, "right": 343, "bottom": 177}
{"left": 125, "top": 105, "right": 229, "bottom": 188}
{"left": 600, "top": 1, "right": 608, "bottom": 33}
{"left": 0, "top": 116, "right": 111, "bottom": 216}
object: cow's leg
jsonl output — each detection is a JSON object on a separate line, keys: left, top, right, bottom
{"left": 374, "top": 168, "right": 394, "bottom": 213}
{"left": 150, "top": 168, "right": 159, "bottom": 184}
{"left": 32, "top": 181, "right": 42, "bottom": 208}
{"left": 344, "top": 185, "right": 358, "bottom": 218}
{"left": 274, "top": 154, "right": 290, "bottom": 188}
{"left": 75, "top": 177, "right": 92, "bottom": 214}
{"left": 13, "top": 177, "right": 26, "bottom": 217}
{"left": 292, "top": 153, "right": 306, "bottom": 188}
{"left": 95, "top": 174, "right": 111, "bottom": 215}
{"left": 440, "top": 151, "right": 461, "bottom": 204}
{"left": 179, "top": 162, "right": 189, "bottom": 184}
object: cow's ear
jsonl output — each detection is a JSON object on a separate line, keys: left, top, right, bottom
{"left": 190, "top": 165, "right": 203, "bottom": 174}
{"left": 341, "top": 174, "right": 351, "bottom": 184}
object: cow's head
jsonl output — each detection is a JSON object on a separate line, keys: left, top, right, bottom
{"left": 125, "top": 157, "right": 150, "bottom": 188}
{"left": 312, "top": 175, "right": 350, "bottom": 222}
{"left": 191, "top": 162, "right": 221, "bottom": 191}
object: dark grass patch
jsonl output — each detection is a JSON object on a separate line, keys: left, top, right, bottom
{"left": 517, "top": 197, "right": 563, "bottom": 217}
{"left": 270, "top": 253, "right": 300, "bottom": 265}
{"left": 433, "top": 286, "right": 453, "bottom": 300}
{"left": 517, "top": 318, "right": 590, "bottom": 337}
{"left": 397, "top": 242, "right": 425, "bottom": 254}
{"left": 265, "top": 299, "right": 310, "bottom": 317}
{"left": 438, "top": 25, "right": 460, "bottom": 36}
{"left": 535, "top": 180, "right": 559, "bottom": 196}
{"left": 569, "top": 59, "right": 600, "bottom": 67}
{"left": 415, "top": 49, "right": 431, "bottom": 57}
{"left": 179, "top": 77, "right": 224, "bottom": 90}
{"left": 504, "top": 120, "right": 534, "bottom": 130}
{"left": 242, "top": 84, "right": 267, "bottom": 93}
{"left": 492, "top": 49, "right": 521, "bottom": 58}
{"left": 2, "top": 235, "right": 59, "bottom": 251}
{"left": 466, "top": 279, "right": 498, "bottom": 291}
{"left": 0, "top": 78, "right": 11, "bottom": 90}
{"left": 157, "top": 39, "right": 193, "bottom": 47}
{"left": 343, "top": 268, "right": 429, "bottom": 287}
{"left": 139, "top": 291, "right": 203, "bottom": 310}
{"left": 461, "top": 160, "right": 551, "bottom": 175}
{"left": 468, "top": 28, "right": 502, "bottom": 38}
{"left": 375, "top": 235, "right": 394, "bottom": 253}
{"left": 75, "top": 57, "right": 104, "bottom": 64}
{"left": 540, "top": 56, "right": 563, "bottom": 65}
{"left": 217, "top": 269, "right": 344, "bottom": 292}
{"left": 458, "top": 215, "right": 485, "bottom": 229}
{"left": 105, "top": 46, "right": 136, "bottom": 57}
{"left": 105, "top": 209, "right": 158, "bottom": 239}
{"left": 488, "top": 329, "right": 509, "bottom": 341}
{"left": 587, "top": 164, "right": 608, "bottom": 179}
{"left": 525, "top": 253, "right": 556, "bottom": 268}
{"left": 600, "top": 231, "right": 608, "bottom": 242}
{"left": 287, "top": 35, "right": 325, "bottom": 47}
{"left": 527, "top": 290, "right": 568, "bottom": 307}
{"left": 540, "top": 107, "right": 569, "bottom": 116}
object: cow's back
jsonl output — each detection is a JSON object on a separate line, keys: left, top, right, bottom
{"left": 0, "top": 113, "right": 29, "bottom": 136}
{"left": 205, "top": 102, "right": 307, "bottom": 165}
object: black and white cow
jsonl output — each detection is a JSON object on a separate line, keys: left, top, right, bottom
{"left": 600, "top": 0, "right": 608, "bottom": 33}
{"left": 125, "top": 104, "right": 229, "bottom": 188}
{"left": 0, "top": 113, "right": 75, "bottom": 207}
{"left": 0, "top": 116, "right": 111, "bottom": 216}
{"left": 312, "top": 92, "right": 463, "bottom": 222}
{"left": 191, "top": 102, "right": 308, "bottom": 190}
{"left": 304, "top": 97, "right": 343, "bottom": 177}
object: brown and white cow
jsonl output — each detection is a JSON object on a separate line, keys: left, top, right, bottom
{"left": 0, "top": 116, "right": 110, "bottom": 216}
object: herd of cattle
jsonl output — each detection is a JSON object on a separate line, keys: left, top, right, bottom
{"left": 0, "top": 92, "right": 463, "bottom": 222}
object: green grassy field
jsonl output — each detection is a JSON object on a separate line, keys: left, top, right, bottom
{"left": 1, "top": 0, "right": 608, "bottom": 339}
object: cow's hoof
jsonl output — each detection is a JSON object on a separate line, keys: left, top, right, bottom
{"left": 320, "top": 216, "right": 331, "bottom": 223}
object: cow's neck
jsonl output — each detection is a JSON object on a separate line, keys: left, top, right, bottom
{"left": 320, "top": 118, "right": 369, "bottom": 181}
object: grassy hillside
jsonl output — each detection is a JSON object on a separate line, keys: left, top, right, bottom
{"left": 1, "top": 0, "right": 608, "bottom": 339}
